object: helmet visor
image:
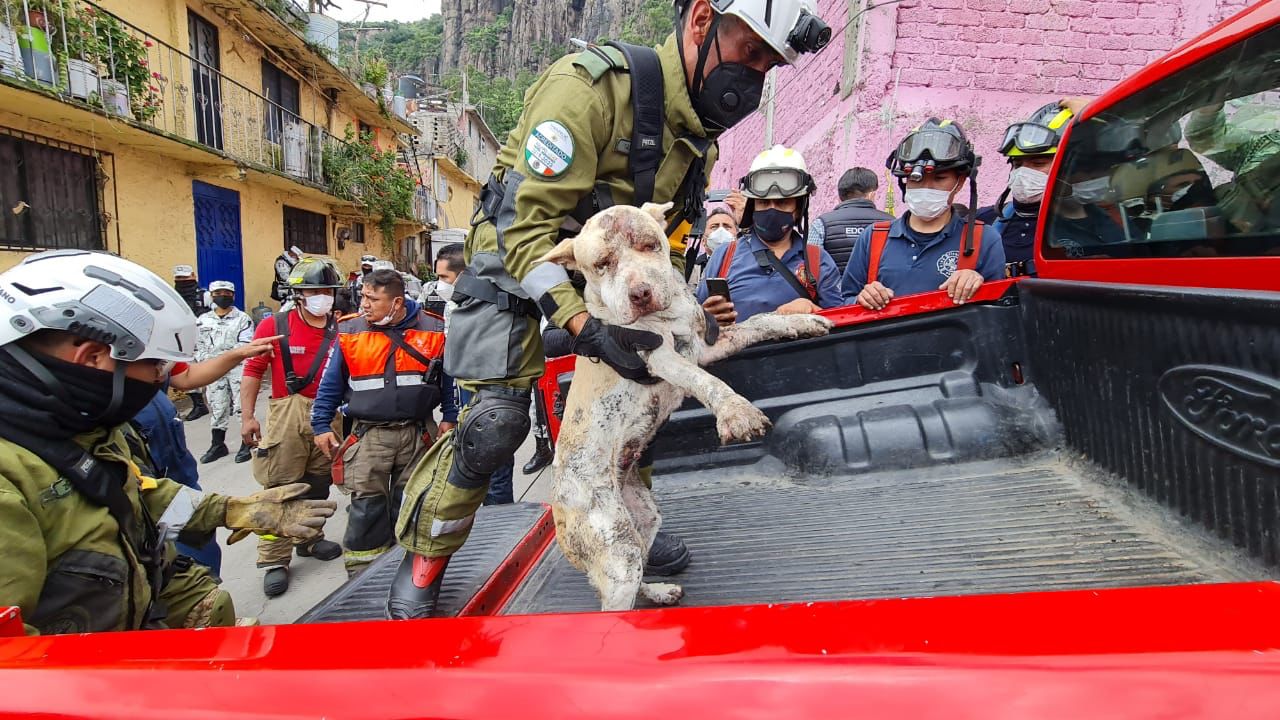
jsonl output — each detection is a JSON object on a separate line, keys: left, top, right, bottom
{"left": 895, "top": 130, "right": 967, "bottom": 165}
{"left": 1000, "top": 122, "right": 1061, "bottom": 155}
{"left": 742, "top": 167, "right": 809, "bottom": 198}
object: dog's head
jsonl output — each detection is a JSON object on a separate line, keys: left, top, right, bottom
{"left": 538, "top": 202, "right": 680, "bottom": 325}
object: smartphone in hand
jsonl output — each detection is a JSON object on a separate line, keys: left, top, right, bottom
{"left": 705, "top": 277, "right": 731, "bottom": 302}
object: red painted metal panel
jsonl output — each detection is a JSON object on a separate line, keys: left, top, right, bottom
{"left": 1, "top": 583, "right": 1279, "bottom": 718}
{"left": 458, "top": 505, "right": 556, "bottom": 616}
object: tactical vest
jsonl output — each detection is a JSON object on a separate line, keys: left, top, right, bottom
{"left": 818, "top": 200, "right": 894, "bottom": 274}
{"left": 337, "top": 312, "right": 446, "bottom": 423}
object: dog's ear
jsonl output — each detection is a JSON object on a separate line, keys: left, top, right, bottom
{"left": 537, "top": 237, "right": 577, "bottom": 270}
{"left": 640, "top": 202, "right": 674, "bottom": 225}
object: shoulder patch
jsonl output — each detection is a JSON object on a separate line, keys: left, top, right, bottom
{"left": 571, "top": 45, "right": 627, "bottom": 81}
{"left": 525, "top": 121, "right": 575, "bottom": 178}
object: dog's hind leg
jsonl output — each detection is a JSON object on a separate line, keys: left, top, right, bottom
{"left": 622, "top": 474, "right": 684, "bottom": 606}
{"left": 557, "top": 489, "right": 648, "bottom": 611}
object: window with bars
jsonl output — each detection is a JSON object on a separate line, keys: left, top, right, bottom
{"left": 283, "top": 205, "right": 327, "bottom": 255}
{"left": 352, "top": 221, "right": 366, "bottom": 244}
{"left": 261, "top": 60, "right": 301, "bottom": 144}
{"left": 0, "top": 128, "right": 107, "bottom": 252}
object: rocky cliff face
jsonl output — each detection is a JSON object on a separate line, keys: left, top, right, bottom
{"left": 443, "top": 0, "right": 652, "bottom": 79}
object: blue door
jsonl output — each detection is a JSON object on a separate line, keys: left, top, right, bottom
{"left": 192, "top": 181, "right": 245, "bottom": 308}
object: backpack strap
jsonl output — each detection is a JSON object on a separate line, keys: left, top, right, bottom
{"left": 958, "top": 220, "right": 984, "bottom": 272}
{"left": 866, "top": 221, "right": 892, "bottom": 285}
{"left": 607, "top": 42, "right": 664, "bottom": 206}
{"left": 715, "top": 238, "right": 740, "bottom": 279}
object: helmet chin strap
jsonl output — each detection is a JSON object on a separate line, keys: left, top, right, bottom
{"left": 99, "top": 361, "right": 127, "bottom": 425}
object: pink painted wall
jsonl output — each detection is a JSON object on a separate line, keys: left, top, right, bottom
{"left": 711, "top": 0, "right": 1261, "bottom": 215}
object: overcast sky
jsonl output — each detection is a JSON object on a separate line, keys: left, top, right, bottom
{"left": 331, "top": 0, "right": 441, "bottom": 23}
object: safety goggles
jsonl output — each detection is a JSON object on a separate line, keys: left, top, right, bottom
{"left": 741, "top": 167, "right": 811, "bottom": 198}
{"left": 894, "top": 130, "right": 968, "bottom": 165}
{"left": 999, "top": 122, "right": 1061, "bottom": 155}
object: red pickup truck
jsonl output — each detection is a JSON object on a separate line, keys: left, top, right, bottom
{"left": 1, "top": 2, "right": 1278, "bottom": 717}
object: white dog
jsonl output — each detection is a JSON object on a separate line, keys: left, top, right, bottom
{"left": 539, "top": 202, "right": 833, "bottom": 611}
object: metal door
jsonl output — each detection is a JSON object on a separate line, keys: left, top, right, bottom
{"left": 188, "top": 11, "right": 223, "bottom": 150}
{"left": 192, "top": 181, "right": 244, "bottom": 308}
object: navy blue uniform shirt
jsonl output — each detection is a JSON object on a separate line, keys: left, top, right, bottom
{"left": 697, "top": 231, "right": 842, "bottom": 322}
{"left": 841, "top": 211, "right": 1006, "bottom": 302}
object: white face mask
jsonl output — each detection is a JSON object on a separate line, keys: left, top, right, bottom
{"left": 303, "top": 294, "right": 334, "bottom": 316}
{"left": 435, "top": 280, "right": 454, "bottom": 302}
{"left": 1009, "top": 167, "right": 1049, "bottom": 204}
{"left": 903, "top": 187, "right": 954, "bottom": 221}
{"left": 1072, "top": 176, "right": 1111, "bottom": 204}
{"left": 371, "top": 300, "right": 401, "bottom": 326}
{"left": 705, "top": 227, "right": 735, "bottom": 253}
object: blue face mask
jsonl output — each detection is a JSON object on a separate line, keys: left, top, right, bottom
{"left": 753, "top": 208, "right": 794, "bottom": 243}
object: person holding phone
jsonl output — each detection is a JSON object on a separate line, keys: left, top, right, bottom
{"left": 696, "top": 145, "right": 842, "bottom": 322}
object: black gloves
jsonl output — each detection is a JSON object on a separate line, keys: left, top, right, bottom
{"left": 571, "top": 317, "right": 662, "bottom": 383}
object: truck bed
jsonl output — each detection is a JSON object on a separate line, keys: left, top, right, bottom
{"left": 505, "top": 453, "right": 1261, "bottom": 614}
{"left": 302, "top": 279, "right": 1280, "bottom": 622}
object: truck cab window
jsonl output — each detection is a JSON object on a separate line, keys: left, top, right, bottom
{"left": 1044, "top": 23, "right": 1280, "bottom": 260}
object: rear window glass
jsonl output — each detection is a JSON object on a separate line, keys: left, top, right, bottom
{"left": 1043, "top": 23, "right": 1280, "bottom": 260}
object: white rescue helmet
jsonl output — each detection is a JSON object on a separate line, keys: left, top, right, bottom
{"left": 741, "top": 144, "right": 816, "bottom": 199}
{"left": 0, "top": 250, "right": 197, "bottom": 362}
{"left": 709, "top": 0, "right": 831, "bottom": 65}
{"left": 209, "top": 280, "right": 236, "bottom": 293}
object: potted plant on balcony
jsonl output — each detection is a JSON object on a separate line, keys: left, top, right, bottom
{"left": 58, "top": 4, "right": 103, "bottom": 100}
{"left": 361, "top": 55, "right": 387, "bottom": 98}
{"left": 90, "top": 12, "right": 158, "bottom": 121}
{"left": 13, "top": 0, "right": 56, "bottom": 85}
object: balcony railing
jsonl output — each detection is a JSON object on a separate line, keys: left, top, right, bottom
{"left": 0, "top": 0, "right": 345, "bottom": 189}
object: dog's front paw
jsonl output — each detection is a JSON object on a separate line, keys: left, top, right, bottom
{"left": 787, "top": 313, "right": 835, "bottom": 339}
{"left": 716, "top": 398, "right": 770, "bottom": 444}
{"left": 640, "top": 582, "right": 684, "bottom": 606}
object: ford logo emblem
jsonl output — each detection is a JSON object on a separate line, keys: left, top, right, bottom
{"left": 1158, "top": 365, "right": 1280, "bottom": 468}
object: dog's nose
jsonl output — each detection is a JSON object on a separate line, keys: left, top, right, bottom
{"left": 629, "top": 283, "right": 654, "bottom": 306}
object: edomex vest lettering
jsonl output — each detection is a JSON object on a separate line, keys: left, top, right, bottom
{"left": 338, "top": 312, "right": 446, "bottom": 423}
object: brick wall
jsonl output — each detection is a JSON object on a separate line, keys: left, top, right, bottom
{"left": 711, "top": 0, "right": 1262, "bottom": 215}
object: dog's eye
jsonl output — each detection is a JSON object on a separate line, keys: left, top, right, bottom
{"left": 594, "top": 255, "right": 615, "bottom": 273}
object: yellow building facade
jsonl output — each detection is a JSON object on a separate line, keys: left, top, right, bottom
{"left": 0, "top": 0, "right": 422, "bottom": 308}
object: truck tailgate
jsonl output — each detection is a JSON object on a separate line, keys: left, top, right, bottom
{"left": 504, "top": 453, "right": 1263, "bottom": 614}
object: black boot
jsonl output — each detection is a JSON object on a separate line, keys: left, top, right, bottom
{"left": 263, "top": 567, "right": 289, "bottom": 598}
{"left": 184, "top": 392, "right": 209, "bottom": 422}
{"left": 386, "top": 552, "right": 449, "bottom": 620}
{"left": 200, "top": 429, "right": 228, "bottom": 464}
{"left": 234, "top": 443, "right": 252, "bottom": 463}
{"left": 522, "top": 434, "right": 554, "bottom": 475}
{"left": 645, "top": 531, "right": 691, "bottom": 576}
{"left": 297, "top": 539, "right": 342, "bottom": 561}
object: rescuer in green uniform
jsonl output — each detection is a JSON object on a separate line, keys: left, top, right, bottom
{"left": 0, "top": 250, "right": 337, "bottom": 635}
{"left": 388, "top": 0, "right": 833, "bottom": 618}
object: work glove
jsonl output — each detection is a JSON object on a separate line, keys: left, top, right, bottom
{"left": 570, "top": 317, "right": 662, "bottom": 383}
{"left": 223, "top": 482, "right": 338, "bottom": 544}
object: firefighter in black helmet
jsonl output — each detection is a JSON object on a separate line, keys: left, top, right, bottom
{"left": 841, "top": 118, "right": 1006, "bottom": 310}
{"left": 240, "top": 256, "right": 346, "bottom": 598}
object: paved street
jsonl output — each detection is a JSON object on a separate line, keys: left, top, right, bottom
{"left": 183, "top": 384, "right": 552, "bottom": 625}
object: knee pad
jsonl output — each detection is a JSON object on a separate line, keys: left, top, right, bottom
{"left": 301, "top": 473, "right": 331, "bottom": 500}
{"left": 448, "top": 387, "right": 530, "bottom": 489}
{"left": 345, "top": 495, "right": 392, "bottom": 551}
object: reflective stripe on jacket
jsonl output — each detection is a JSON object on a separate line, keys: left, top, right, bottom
{"left": 336, "top": 311, "right": 446, "bottom": 423}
